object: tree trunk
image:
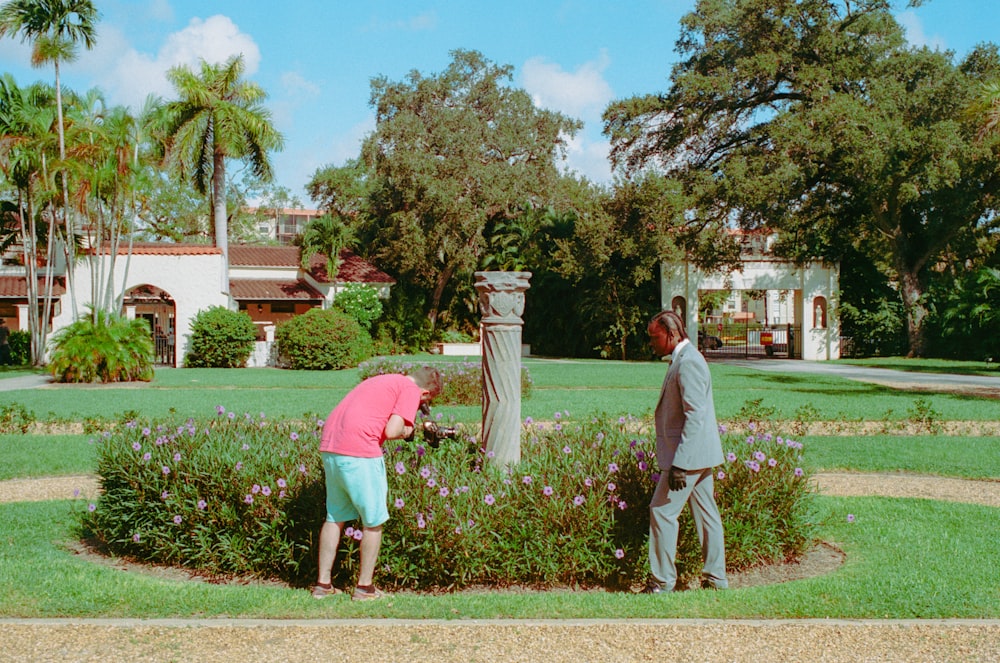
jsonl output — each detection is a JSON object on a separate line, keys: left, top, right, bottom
{"left": 428, "top": 263, "right": 457, "bottom": 330}
{"left": 213, "top": 146, "right": 229, "bottom": 297}
{"left": 898, "top": 269, "right": 928, "bottom": 358}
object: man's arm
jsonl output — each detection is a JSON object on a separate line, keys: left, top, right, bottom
{"left": 384, "top": 414, "right": 414, "bottom": 441}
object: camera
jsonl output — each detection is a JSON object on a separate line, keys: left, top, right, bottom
{"left": 418, "top": 402, "right": 458, "bottom": 448}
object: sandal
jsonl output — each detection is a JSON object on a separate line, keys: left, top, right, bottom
{"left": 351, "top": 585, "right": 385, "bottom": 601}
{"left": 311, "top": 583, "right": 343, "bottom": 599}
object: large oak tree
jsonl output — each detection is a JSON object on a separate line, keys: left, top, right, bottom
{"left": 358, "top": 49, "right": 581, "bottom": 327}
{"left": 604, "top": 0, "right": 1000, "bottom": 356}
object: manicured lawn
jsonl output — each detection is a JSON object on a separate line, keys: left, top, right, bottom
{"left": 0, "top": 358, "right": 997, "bottom": 619}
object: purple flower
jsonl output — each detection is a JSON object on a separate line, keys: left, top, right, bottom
{"left": 652, "top": 472, "right": 661, "bottom": 482}
{"left": 573, "top": 495, "right": 585, "bottom": 506}
{"left": 754, "top": 451, "right": 766, "bottom": 462}
{"left": 748, "top": 422, "right": 757, "bottom": 431}
{"left": 618, "top": 416, "right": 626, "bottom": 424}
{"left": 235, "top": 462, "right": 244, "bottom": 471}
{"left": 277, "top": 478, "right": 287, "bottom": 488}
{"left": 618, "top": 500, "right": 628, "bottom": 510}
{"left": 160, "top": 491, "right": 170, "bottom": 500}
{"left": 298, "top": 464, "right": 307, "bottom": 474}
{"left": 132, "top": 533, "right": 141, "bottom": 543}
{"left": 584, "top": 478, "right": 593, "bottom": 487}
{"left": 173, "top": 453, "right": 181, "bottom": 462}
{"left": 727, "top": 452, "right": 737, "bottom": 462}
{"left": 216, "top": 405, "right": 225, "bottom": 415}
{"left": 768, "top": 458, "right": 778, "bottom": 467}
{"left": 73, "top": 489, "right": 80, "bottom": 498}
{"left": 244, "top": 494, "right": 254, "bottom": 504}
{"left": 794, "top": 468, "right": 804, "bottom": 477}
{"left": 524, "top": 416, "right": 533, "bottom": 425}
{"left": 173, "top": 515, "right": 182, "bottom": 525}
{"left": 345, "top": 526, "right": 355, "bottom": 538}
{"left": 847, "top": 514, "right": 856, "bottom": 523}
{"left": 717, "top": 471, "right": 726, "bottom": 480}
{"left": 522, "top": 476, "right": 533, "bottom": 485}
{"left": 394, "top": 497, "right": 405, "bottom": 509}
{"left": 261, "top": 486, "right": 272, "bottom": 497}
{"left": 279, "top": 490, "right": 287, "bottom": 498}
{"left": 241, "top": 443, "right": 250, "bottom": 451}
{"left": 227, "top": 412, "right": 235, "bottom": 420}
{"left": 484, "top": 494, "right": 496, "bottom": 505}
{"left": 420, "top": 466, "right": 432, "bottom": 479}
{"left": 718, "top": 424, "right": 727, "bottom": 434}
{"left": 87, "top": 503, "right": 96, "bottom": 512}
{"left": 142, "top": 427, "right": 151, "bottom": 437}
{"left": 197, "top": 500, "right": 207, "bottom": 510}
{"left": 352, "top": 529, "right": 363, "bottom": 541}
{"left": 142, "top": 452, "right": 151, "bottom": 462}
{"left": 607, "top": 482, "right": 616, "bottom": 492}
{"left": 746, "top": 436, "right": 755, "bottom": 445}
{"left": 614, "top": 548, "right": 625, "bottom": 559}
{"left": 290, "top": 432, "right": 299, "bottom": 441}
{"left": 132, "top": 442, "right": 142, "bottom": 451}
{"left": 427, "top": 478, "right": 437, "bottom": 488}
{"left": 638, "top": 461, "right": 649, "bottom": 472}
{"left": 554, "top": 411, "right": 562, "bottom": 420}
{"left": 161, "top": 466, "right": 171, "bottom": 476}
{"left": 543, "top": 486, "right": 554, "bottom": 496}
{"left": 252, "top": 484, "right": 261, "bottom": 494}
{"left": 395, "top": 462, "right": 406, "bottom": 475}
{"left": 416, "top": 516, "right": 426, "bottom": 529}
{"left": 554, "top": 423, "right": 563, "bottom": 431}
{"left": 416, "top": 445, "right": 426, "bottom": 457}
{"left": 608, "top": 462, "right": 619, "bottom": 473}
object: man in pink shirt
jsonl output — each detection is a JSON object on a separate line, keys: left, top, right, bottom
{"left": 313, "top": 366, "right": 443, "bottom": 601}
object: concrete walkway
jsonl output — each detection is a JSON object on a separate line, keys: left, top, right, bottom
{"left": 0, "top": 372, "right": 52, "bottom": 391}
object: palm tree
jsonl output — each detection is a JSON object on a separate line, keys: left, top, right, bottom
{"left": 161, "top": 54, "right": 284, "bottom": 294}
{"left": 297, "top": 213, "right": 356, "bottom": 283}
{"left": 971, "top": 80, "right": 1000, "bottom": 141}
{"left": 0, "top": 0, "right": 99, "bottom": 312}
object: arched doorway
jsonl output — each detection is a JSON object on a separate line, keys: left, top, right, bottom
{"left": 123, "top": 284, "right": 177, "bottom": 366}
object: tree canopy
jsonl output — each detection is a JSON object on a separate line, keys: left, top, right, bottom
{"left": 356, "top": 49, "right": 582, "bottom": 327}
{"left": 604, "top": 0, "right": 1000, "bottom": 356}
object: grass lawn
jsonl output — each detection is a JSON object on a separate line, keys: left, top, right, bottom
{"left": 0, "top": 358, "right": 998, "bottom": 618}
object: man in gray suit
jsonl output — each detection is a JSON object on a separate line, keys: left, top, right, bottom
{"left": 644, "top": 309, "right": 728, "bottom": 593}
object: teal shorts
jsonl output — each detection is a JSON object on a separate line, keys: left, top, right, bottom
{"left": 321, "top": 453, "right": 389, "bottom": 528}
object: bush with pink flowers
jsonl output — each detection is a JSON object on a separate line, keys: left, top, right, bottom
{"left": 79, "top": 407, "right": 814, "bottom": 590}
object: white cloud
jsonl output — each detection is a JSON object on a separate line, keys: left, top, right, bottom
{"left": 896, "top": 10, "right": 947, "bottom": 51}
{"left": 76, "top": 15, "right": 260, "bottom": 110}
{"left": 522, "top": 52, "right": 616, "bottom": 183}
{"left": 522, "top": 50, "right": 614, "bottom": 122}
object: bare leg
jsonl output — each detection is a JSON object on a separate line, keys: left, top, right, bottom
{"left": 357, "top": 525, "right": 383, "bottom": 586}
{"left": 317, "top": 520, "right": 344, "bottom": 585}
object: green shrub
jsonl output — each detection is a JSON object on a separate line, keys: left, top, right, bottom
{"left": 8, "top": 330, "right": 30, "bottom": 365}
{"left": 333, "top": 283, "right": 383, "bottom": 330}
{"left": 371, "top": 284, "right": 434, "bottom": 354}
{"left": 80, "top": 409, "right": 814, "bottom": 590}
{"left": 275, "top": 308, "right": 373, "bottom": 370}
{"left": 358, "top": 357, "right": 533, "bottom": 404}
{"left": 184, "top": 306, "right": 256, "bottom": 368}
{"left": 48, "top": 308, "right": 154, "bottom": 383}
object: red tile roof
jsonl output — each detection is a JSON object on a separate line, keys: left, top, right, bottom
{"left": 87, "top": 244, "right": 222, "bottom": 256}
{"left": 229, "top": 279, "right": 324, "bottom": 301}
{"left": 229, "top": 245, "right": 395, "bottom": 284}
{"left": 0, "top": 276, "right": 66, "bottom": 297}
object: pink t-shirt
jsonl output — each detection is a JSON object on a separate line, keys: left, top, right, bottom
{"left": 319, "top": 374, "right": 422, "bottom": 458}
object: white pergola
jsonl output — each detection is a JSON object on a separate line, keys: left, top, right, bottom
{"left": 660, "top": 255, "right": 840, "bottom": 361}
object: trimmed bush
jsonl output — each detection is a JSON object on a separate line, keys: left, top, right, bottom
{"left": 333, "top": 283, "right": 383, "bottom": 330}
{"left": 358, "top": 357, "right": 533, "bottom": 404}
{"left": 184, "top": 306, "right": 256, "bottom": 368}
{"left": 8, "top": 330, "right": 30, "bottom": 365}
{"left": 275, "top": 308, "right": 373, "bottom": 370}
{"left": 80, "top": 409, "right": 814, "bottom": 590}
{"left": 48, "top": 308, "right": 154, "bottom": 383}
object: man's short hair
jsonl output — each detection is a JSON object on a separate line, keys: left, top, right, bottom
{"left": 650, "top": 309, "right": 689, "bottom": 341}
{"left": 410, "top": 366, "right": 443, "bottom": 398}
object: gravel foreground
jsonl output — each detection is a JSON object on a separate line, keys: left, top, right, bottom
{"left": 1, "top": 619, "right": 997, "bottom": 663}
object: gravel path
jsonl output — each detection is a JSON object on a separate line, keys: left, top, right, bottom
{"left": 2, "top": 472, "right": 998, "bottom": 662}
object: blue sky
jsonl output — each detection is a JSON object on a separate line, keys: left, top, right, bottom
{"left": 1, "top": 0, "right": 997, "bottom": 204}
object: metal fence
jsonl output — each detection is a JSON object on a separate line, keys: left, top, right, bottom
{"left": 699, "top": 324, "right": 801, "bottom": 359}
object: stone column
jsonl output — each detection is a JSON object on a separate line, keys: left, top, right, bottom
{"left": 475, "top": 271, "right": 531, "bottom": 467}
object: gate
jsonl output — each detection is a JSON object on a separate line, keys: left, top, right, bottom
{"left": 699, "top": 323, "right": 801, "bottom": 359}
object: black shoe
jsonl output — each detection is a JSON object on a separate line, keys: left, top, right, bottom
{"left": 700, "top": 579, "right": 728, "bottom": 590}
{"left": 641, "top": 583, "right": 671, "bottom": 594}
